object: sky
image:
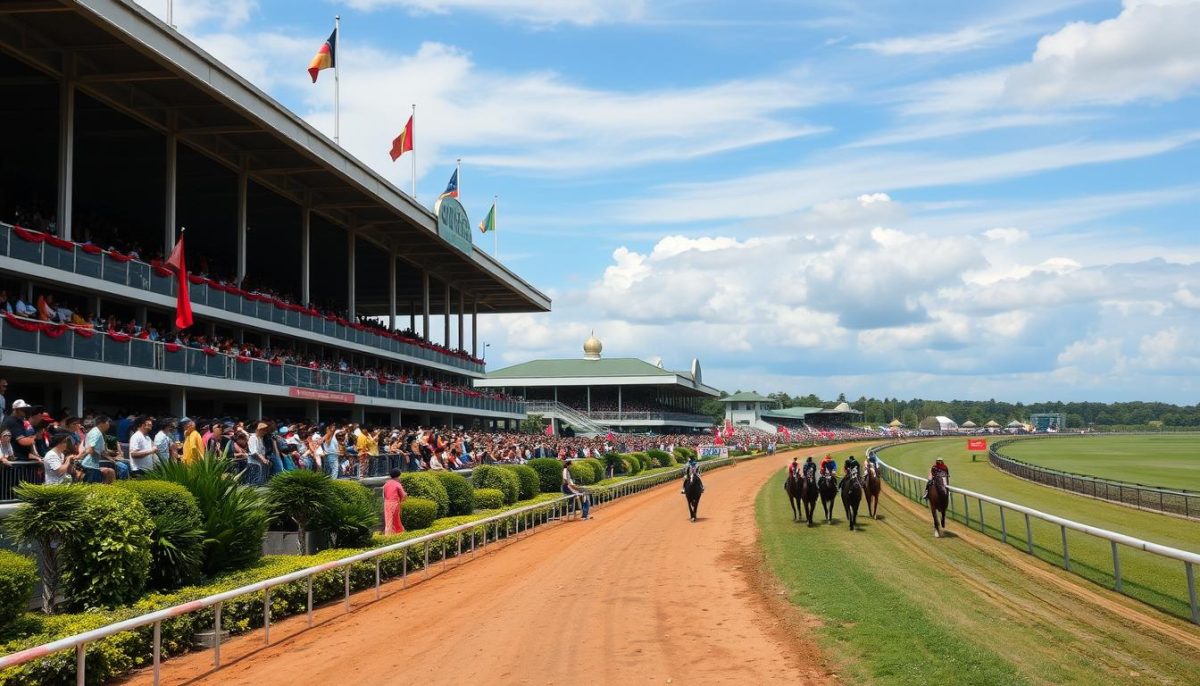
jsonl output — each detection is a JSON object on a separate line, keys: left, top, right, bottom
{"left": 133, "top": 0, "right": 1200, "bottom": 403}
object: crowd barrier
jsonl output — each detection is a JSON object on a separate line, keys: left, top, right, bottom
{"left": 988, "top": 438, "right": 1200, "bottom": 520}
{"left": 0, "top": 455, "right": 738, "bottom": 684}
{"left": 869, "top": 444, "right": 1200, "bottom": 625}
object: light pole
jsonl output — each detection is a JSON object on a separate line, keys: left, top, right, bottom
{"left": 483, "top": 342, "right": 490, "bottom": 361}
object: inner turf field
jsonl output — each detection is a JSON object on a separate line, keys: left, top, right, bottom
{"left": 1000, "top": 435, "right": 1200, "bottom": 491}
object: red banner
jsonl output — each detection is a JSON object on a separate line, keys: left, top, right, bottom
{"left": 967, "top": 438, "right": 988, "bottom": 452}
{"left": 288, "top": 387, "right": 355, "bottom": 404}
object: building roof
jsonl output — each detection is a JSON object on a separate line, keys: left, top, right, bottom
{"left": 762, "top": 405, "right": 864, "bottom": 419}
{"left": 719, "top": 391, "right": 774, "bottom": 403}
{"left": 476, "top": 357, "right": 720, "bottom": 396}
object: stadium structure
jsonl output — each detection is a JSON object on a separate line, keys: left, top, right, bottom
{"left": 1030, "top": 412, "right": 1066, "bottom": 432}
{"left": 0, "top": 0, "right": 548, "bottom": 427}
{"left": 719, "top": 391, "right": 863, "bottom": 435}
{"left": 473, "top": 333, "right": 718, "bottom": 434}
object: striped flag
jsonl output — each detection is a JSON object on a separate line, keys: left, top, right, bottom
{"left": 440, "top": 167, "right": 459, "bottom": 199}
{"left": 307, "top": 28, "right": 337, "bottom": 83}
{"left": 478, "top": 201, "right": 496, "bottom": 233}
{"left": 389, "top": 115, "right": 414, "bottom": 161}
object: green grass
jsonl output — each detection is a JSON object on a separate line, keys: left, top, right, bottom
{"left": 757, "top": 445, "right": 1200, "bottom": 685}
{"left": 1001, "top": 435, "right": 1200, "bottom": 491}
{"left": 878, "top": 439, "right": 1200, "bottom": 620}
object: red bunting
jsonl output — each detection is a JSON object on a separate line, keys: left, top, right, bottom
{"left": 12, "top": 226, "right": 45, "bottom": 243}
{"left": 202, "top": 346, "right": 217, "bottom": 357}
{"left": 42, "top": 324, "right": 68, "bottom": 338}
{"left": 164, "top": 342, "right": 181, "bottom": 353}
{"left": 106, "top": 251, "right": 133, "bottom": 263}
{"left": 71, "top": 325, "right": 94, "bottom": 338}
{"left": 235, "top": 355, "right": 252, "bottom": 364}
{"left": 107, "top": 330, "right": 131, "bottom": 343}
{"left": 3, "top": 312, "right": 43, "bottom": 332}
{"left": 45, "top": 235, "right": 75, "bottom": 251}
{"left": 79, "top": 244, "right": 103, "bottom": 254}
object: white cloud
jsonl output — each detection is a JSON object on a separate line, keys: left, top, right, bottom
{"left": 1174, "top": 286, "right": 1200, "bottom": 309}
{"left": 134, "top": 0, "right": 256, "bottom": 31}
{"left": 984, "top": 227, "right": 1030, "bottom": 245}
{"left": 854, "top": 25, "right": 1001, "bottom": 56}
{"left": 342, "top": 0, "right": 647, "bottom": 26}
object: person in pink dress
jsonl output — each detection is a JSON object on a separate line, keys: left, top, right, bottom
{"left": 383, "top": 467, "right": 407, "bottom": 534}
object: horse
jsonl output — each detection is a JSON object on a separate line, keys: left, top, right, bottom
{"left": 801, "top": 471, "right": 819, "bottom": 525}
{"left": 684, "top": 469, "right": 704, "bottom": 522}
{"left": 841, "top": 468, "right": 863, "bottom": 531}
{"left": 864, "top": 462, "right": 882, "bottom": 519}
{"left": 817, "top": 473, "right": 839, "bottom": 523}
{"left": 927, "top": 472, "right": 949, "bottom": 537}
{"left": 784, "top": 470, "right": 802, "bottom": 522}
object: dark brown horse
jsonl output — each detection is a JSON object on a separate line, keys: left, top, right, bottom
{"left": 817, "top": 473, "right": 838, "bottom": 523}
{"left": 864, "top": 462, "right": 882, "bottom": 519}
{"left": 927, "top": 473, "right": 949, "bottom": 537}
{"left": 684, "top": 470, "right": 704, "bottom": 522}
{"left": 801, "top": 471, "right": 819, "bottom": 525}
{"left": 784, "top": 470, "right": 802, "bottom": 522}
{"left": 841, "top": 468, "right": 863, "bottom": 531}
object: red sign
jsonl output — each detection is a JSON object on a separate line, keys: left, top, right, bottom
{"left": 967, "top": 438, "right": 987, "bottom": 452}
{"left": 288, "top": 387, "right": 355, "bottom": 404}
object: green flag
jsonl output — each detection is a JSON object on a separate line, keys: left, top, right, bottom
{"left": 478, "top": 202, "right": 496, "bottom": 234}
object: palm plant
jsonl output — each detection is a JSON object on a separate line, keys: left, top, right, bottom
{"left": 3, "top": 484, "right": 86, "bottom": 613}
{"left": 317, "top": 480, "right": 381, "bottom": 548}
{"left": 266, "top": 469, "right": 333, "bottom": 554}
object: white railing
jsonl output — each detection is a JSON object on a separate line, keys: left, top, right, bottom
{"left": 524, "top": 401, "right": 606, "bottom": 433}
{"left": 869, "top": 445, "right": 1200, "bottom": 624}
{"left": 585, "top": 410, "right": 713, "bottom": 424}
{"left": 0, "top": 456, "right": 736, "bottom": 684}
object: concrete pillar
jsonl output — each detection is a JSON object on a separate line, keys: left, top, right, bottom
{"left": 587, "top": 387, "right": 591, "bottom": 413}
{"left": 88, "top": 294, "right": 101, "bottom": 319}
{"left": 421, "top": 272, "right": 430, "bottom": 341}
{"left": 458, "top": 290, "right": 465, "bottom": 351}
{"left": 135, "top": 305, "right": 148, "bottom": 326}
{"left": 388, "top": 250, "right": 397, "bottom": 331}
{"left": 169, "top": 388, "right": 187, "bottom": 418}
{"left": 60, "top": 375, "right": 84, "bottom": 418}
{"left": 300, "top": 207, "right": 311, "bottom": 305}
{"left": 248, "top": 395, "right": 263, "bottom": 421}
{"left": 207, "top": 321, "right": 217, "bottom": 339}
{"left": 305, "top": 400, "right": 320, "bottom": 423}
{"left": 347, "top": 230, "right": 356, "bottom": 320}
{"left": 389, "top": 408, "right": 401, "bottom": 426}
{"left": 236, "top": 164, "right": 248, "bottom": 284}
{"left": 164, "top": 128, "right": 176, "bottom": 257}
{"left": 57, "top": 56, "right": 75, "bottom": 240}
{"left": 471, "top": 297, "right": 478, "bottom": 358}
{"left": 618, "top": 386, "right": 622, "bottom": 415}
{"left": 351, "top": 405, "right": 365, "bottom": 424}
{"left": 409, "top": 300, "right": 416, "bottom": 334}
{"left": 443, "top": 283, "right": 451, "bottom": 348}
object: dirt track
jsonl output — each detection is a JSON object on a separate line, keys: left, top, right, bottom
{"left": 131, "top": 451, "right": 838, "bottom": 686}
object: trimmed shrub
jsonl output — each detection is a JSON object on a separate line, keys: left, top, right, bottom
{"left": 400, "top": 498, "right": 438, "bottom": 531}
{"left": 434, "top": 472, "right": 475, "bottom": 516}
{"left": 567, "top": 462, "right": 595, "bottom": 485}
{"left": 471, "top": 465, "right": 520, "bottom": 504}
{"left": 473, "top": 488, "right": 506, "bottom": 510}
{"left": 582, "top": 458, "right": 605, "bottom": 482}
{"left": 646, "top": 449, "right": 674, "bottom": 468}
{"left": 627, "top": 452, "right": 649, "bottom": 471}
{"left": 527, "top": 458, "right": 563, "bottom": 493}
{"left": 267, "top": 470, "right": 334, "bottom": 554}
{"left": 62, "top": 486, "right": 154, "bottom": 610}
{"left": 622, "top": 456, "right": 641, "bottom": 476}
{"left": 673, "top": 446, "right": 696, "bottom": 462}
{"left": 501, "top": 464, "right": 541, "bottom": 500}
{"left": 0, "top": 550, "right": 36, "bottom": 631}
{"left": 399, "top": 472, "right": 450, "bottom": 518}
{"left": 145, "top": 453, "right": 268, "bottom": 576}
{"left": 319, "top": 480, "right": 380, "bottom": 548}
{"left": 116, "top": 481, "right": 205, "bottom": 590}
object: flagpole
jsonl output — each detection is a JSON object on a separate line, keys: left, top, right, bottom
{"left": 493, "top": 194, "right": 498, "bottom": 257}
{"left": 456, "top": 158, "right": 461, "bottom": 201}
{"left": 333, "top": 16, "right": 340, "bottom": 145}
{"left": 411, "top": 103, "right": 417, "bottom": 200}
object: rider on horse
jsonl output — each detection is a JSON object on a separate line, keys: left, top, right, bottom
{"left": 680, "top": 455, "right": 704, "bottom": 493}
{"left": 802, "top": 456, "right": 817, "bottom": 480}
{"left": 788, "top": 457, "right": 801, "bottom": 480}
{"left": 922, "top": 458, "right": 950, "bottom": 500}
{"left": 844, "top": 454, "right": 861, "bottom": 481}
{"left": 866, "top": 451, "right": 880, "bottom": 472}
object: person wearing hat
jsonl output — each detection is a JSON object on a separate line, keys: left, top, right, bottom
{"left": 1, "top": 399, "right": 37, "bottom": 462}
{"left": 180, "top": 417, "right": 205, "bottom": 465}
{"left": 923, "top": 458, "right": 950, "bottom": 500}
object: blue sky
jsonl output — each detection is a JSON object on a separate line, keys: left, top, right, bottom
{"left": 135, "top": 0, "right": 1200, "bottom": 403}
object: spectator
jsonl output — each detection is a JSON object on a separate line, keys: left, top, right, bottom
{"left": 0, "top": 428, "right": 14, "bottom": 465}
{"left": 321, "top": 424, "right": 341, "bottom": 479}
{"left": 206, "top": 422, "right": 230, "bottom": 457}
{"left": 382, "top": 468, "right": 406, "bottom": 534}
{"left": 127, "top": 415, "right": 157, "bottom": 475}
{"left": 180, "top": 417, "right": 204, "bottom": 464}
{"left": 0, "top": 376, "right": 7, "bottom": 421}
{"left": 79, "top": 414, "right": 117, "bottom": 484}
{"left": 153, "top": 418, "right": 179, "bottom": 463}
{"left": 2, "top": 399, "right": 36, "bottom": 462}
{"left": 42, "top": 432, "right": 76, "bottom": 485}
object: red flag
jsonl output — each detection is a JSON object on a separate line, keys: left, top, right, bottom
{"left": 389, "top": 115, "right": 414, "bottom": 161}
{"left": 605, "top": 431, "right": 614, "bottom": 442}
{"left": 544, "top": 421, "right": 554, "bottom": 437}
{"left": 165, "top": 233, "right": 193, "bottom": 330}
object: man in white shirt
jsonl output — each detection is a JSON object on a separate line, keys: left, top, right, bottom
{"left": 43, "top": 432, "right": 75, "bottom": 485}
{"left": 246, "top": 422, "right": 270, "bottom": 485}
{"left": 127, "top": 416, "right": 157, "bottom": 474}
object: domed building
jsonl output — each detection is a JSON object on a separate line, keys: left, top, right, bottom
{"left": 474, "top": 333, "right": 718, "bottom": 435}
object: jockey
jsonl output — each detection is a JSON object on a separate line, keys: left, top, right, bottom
{"left": 680, "top": 455, "right": 703, "bottom": 494}
{"left": 866, "top": 452, "right": 880, "bottom": 470}
{"left": 788, "top": 457, "right": 800, "bottom": 479}
{"left": 802, "top": 456, "right": 817, "bottom": 479}
{"left": 844, "top": 454, "right": 860, "bottom": 480}
{"left": 819, "top": 453, "right": 836, "bottom": 476}
{"left": 923, "top": 458, "right": 950, "bottom": 500}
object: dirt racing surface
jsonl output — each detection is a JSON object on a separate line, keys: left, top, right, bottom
{"left": 129, "top": 450, "right": 838, "bottom": 686}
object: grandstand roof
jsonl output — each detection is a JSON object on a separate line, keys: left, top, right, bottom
{"left": 475, "top": 358, "right": 719, "bottom": 395}
{"left": 718, "top": 391, "right": 773, "bottom": 403}
{"left": 6, "top": 0, "right": 547, "bottom": 314}
{"left": 762, "top": 406, "right": 864, "bottom": 419}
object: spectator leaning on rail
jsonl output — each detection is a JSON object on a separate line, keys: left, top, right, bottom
{"left": 560, "top": 459, "right": 591, "bottom": 520}
{"left": 3, "top": 400, "right": 37, "bottom": 462}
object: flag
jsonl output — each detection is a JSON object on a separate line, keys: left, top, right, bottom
{"left": 165, "top": 233, "right": 193, "bottom": 330}
{"left": 478, "top": 201, "right": 496, "bottom": 233}
{"left": 307, "top": 28, "right": 337, "bottom": 83}
{"left": 439, "top": 168, "right": 459, "bottom": 199}
{"left": 389, "top": 115, "right": 414, "bottom": 161}
{"left": 605, "top": 431, "right": 614, "bottom": 442}
{"left": 544, "top": 421, "right": 554, "bottom": 437}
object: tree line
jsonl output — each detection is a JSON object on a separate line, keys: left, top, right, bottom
{"left": 697, "top": 392, "right": 1200, "bottom": 429}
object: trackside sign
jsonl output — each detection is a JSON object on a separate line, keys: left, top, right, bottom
{"left": 699, "top": 445, "right": 729, "bottom": 459}
{"left": 967, "top": 438, "right": 987, "bottom": 452}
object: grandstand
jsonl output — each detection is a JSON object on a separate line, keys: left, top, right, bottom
{"left": 474, "top": 333, "right": 718, "bottom": 434}
{"left": 720, "top": 393, "right": 873, "bottom": 439}
{"left": 0, "top": 0, "right": 547, "bottom": 428}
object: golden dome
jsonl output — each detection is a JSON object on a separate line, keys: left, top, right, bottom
{"left": 583, "top": 331, "right": 603, "bottom": 360}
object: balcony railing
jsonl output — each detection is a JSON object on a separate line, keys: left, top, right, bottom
{"left": 585, "top": 410, "right": 714, "bottom": 424}
{"left": 0, "top": 222, "right": 484, "bottom": 374}
{"left": 0, "top": 315, "right": 523, "bottom": 415}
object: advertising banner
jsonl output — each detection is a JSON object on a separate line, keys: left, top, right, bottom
{"left": 967, "top": 438, "right": 988, "bottom": 452}
{"left": 698, "top": 444, "right": 729, "bottom": 460}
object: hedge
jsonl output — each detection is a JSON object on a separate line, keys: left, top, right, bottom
{"left": 320, "top": 480, "right": 380, "bottom": 548}
{"left": 567, "top": 462, "right": 595, "bottom": 485}
{"left": 581, "top": 458, "right": 605, "bottom": 483}
{"left": 115, "top": 481, "right": 205, "bottom": 590}
{"left": 622, "top": 456, "right": 641, "bottom": 476}
{"left": 473, "top": 488, "right": 506, "bottom": 510}
{"left": 399, "top": 473, "right": 450, "bottom": 518}
{"left": 62, "top": 487, "right": 154, "bottom": 611}
{"left": 400, "top": 498, "right": 438, "bottom": 531}
{"left": 434, "top": 472, "right": 475, "bottom": 516}
{"left": 646, "top": 449, "right": 674, "bottom": 468}
{"left": 501, "top": 464, "right": 540, "bottom": 500}
{"left": 673, "top": 446, "right": 696, "bottom": 461}
{"left": 0, "top": 551, "right": 36, "bottom": 632}
{"left": 526, "top": 458, "right": 563, "bottom": 493}
{"left": 627, "top": 452, "right": 649, "bottom": 471}
{"left": 470, "top": 465, "right": 519, "bottom": 504}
